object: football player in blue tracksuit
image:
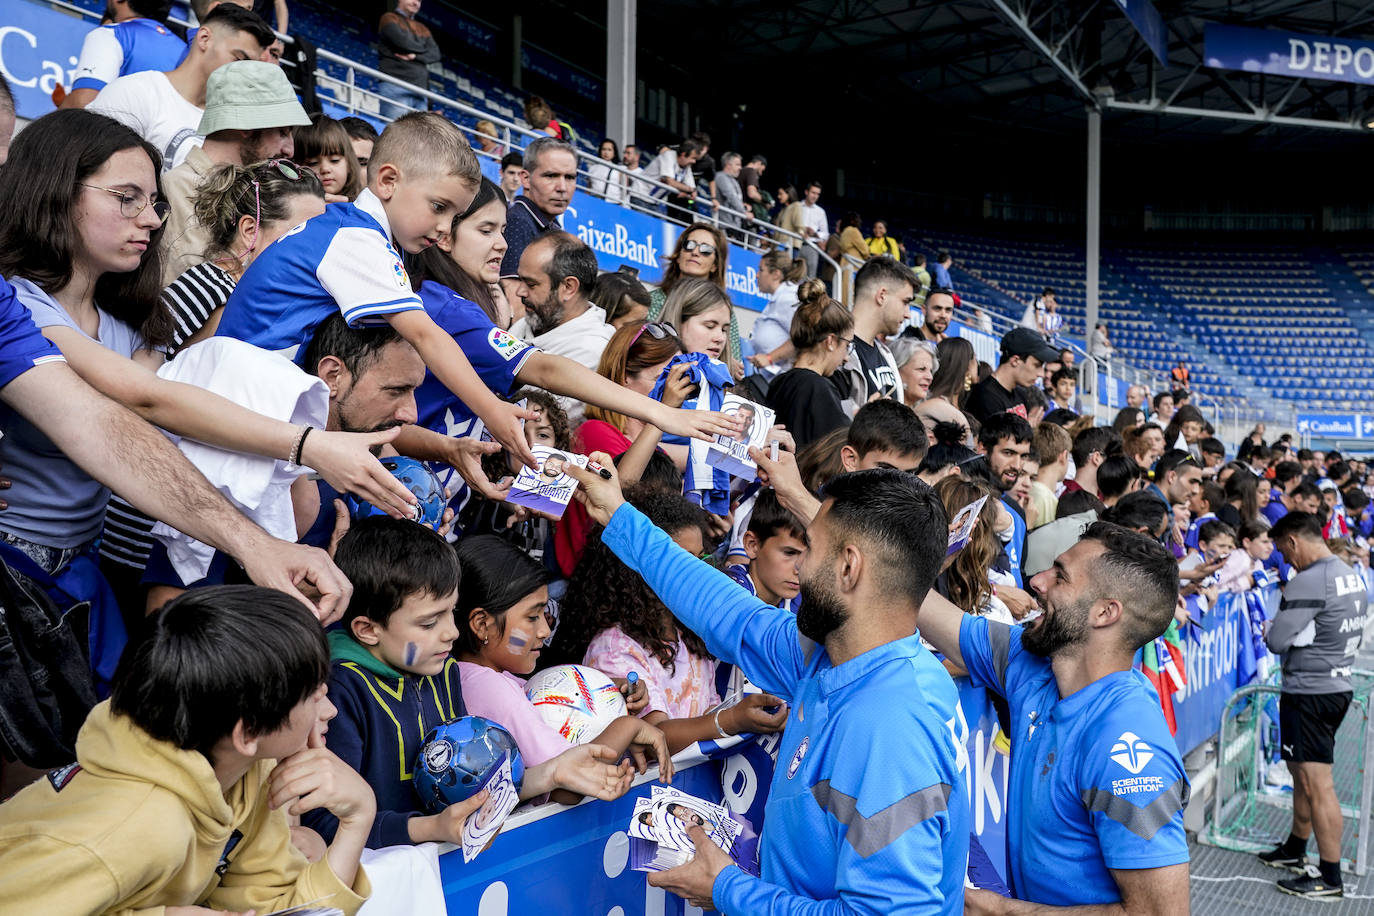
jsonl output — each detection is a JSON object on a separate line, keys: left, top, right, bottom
{"left": 570, "top": 461, "right": 969, "bottom": 915}
{"left": 919, "top": 520, "right": 1191, "bottom": 913}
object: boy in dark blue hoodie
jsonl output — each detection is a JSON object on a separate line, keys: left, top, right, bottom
{"left": 307, "top": 517, "right": 635, "bottom": 849}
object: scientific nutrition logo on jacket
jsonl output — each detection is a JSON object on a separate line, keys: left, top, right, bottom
{"left": 1109, "top": 731, "right": 1155, "bottom": 775}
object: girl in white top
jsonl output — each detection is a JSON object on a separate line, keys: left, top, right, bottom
{"left": 587, "top": 138, "right": 627, "bottom": 205}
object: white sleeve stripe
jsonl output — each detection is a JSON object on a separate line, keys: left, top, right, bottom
{"left": 316, "top": 226, "right": 424, "bottom": 319}
{"left": 342, "top": 300, "right": 424, "bottom": 326}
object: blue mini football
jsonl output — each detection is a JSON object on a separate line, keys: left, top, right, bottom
{"left": 349, "top": 456, "right": 446, "bottom": 530}
{"left": 413, "top": 716, "right": 525, "bottom": 813}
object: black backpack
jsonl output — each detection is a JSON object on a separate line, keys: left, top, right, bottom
{"left": 0, "top": 561, "right": 98, "bottom": 768}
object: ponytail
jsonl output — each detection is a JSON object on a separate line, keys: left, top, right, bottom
{"left": 193, "top": 161, "right": 324, "bottom": 262}
{"left": 789, "top": 279, "right": 852, "bottom": 350}
{"left": 761, "top": 249, "right": 806, "bottom": 285}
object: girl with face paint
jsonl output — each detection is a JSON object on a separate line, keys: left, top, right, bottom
{"left": 454, "top": 536, "right": 671, "bottom": 774}
{"left": 546, "top": 489, "right": 789, "bottom": 754}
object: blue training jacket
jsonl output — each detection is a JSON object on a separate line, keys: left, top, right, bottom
{"left": 602, "top": 505, "right": 969, "bottom": 915}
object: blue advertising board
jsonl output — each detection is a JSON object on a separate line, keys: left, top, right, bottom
{"left": 1171, "top": 591, "right": 1248, "bottom": 756}
{"left": 437, "top": 678, "right": 1011, "bottom": 913}
{"left": 1205, "top": 23, "right": 1374, "bottom": 87}
{"left": 1113, "top": 0, "right": 1168, "bottom": 65}
{"left": 1297, "top": 412, "right": 1360, "bottom": 438}
{"left": 563, "top": 193, "right": 771, "bottom": 313}
{"left": 1, "top": 1, "right": 90, "bottom": 121}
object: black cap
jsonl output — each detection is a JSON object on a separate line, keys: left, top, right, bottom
{"left": 1001, "top": 327, "right": 1061, "bottom": 364}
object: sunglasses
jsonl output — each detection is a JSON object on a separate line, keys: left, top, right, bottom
{"left": 629, "top": 321, "right": 678, "bottom": 348}
{"left": 213, "top": 160, "right": 316, "bottom": 268}
{"left": 682, "top": 239, "right": 717, "bottom": 257}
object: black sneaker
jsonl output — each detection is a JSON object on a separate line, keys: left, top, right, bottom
{"left": 1278, "top": 865, "right": 1343, "bottom": 899}
{"left": 1257, "top": 845, "right": 1306, "bottom": 872}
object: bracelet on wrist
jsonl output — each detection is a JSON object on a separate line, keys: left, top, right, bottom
{"left": 714, "top": 706, "right": 731, "bottom": 739}
{"left": 289, "top": 425, "right": 314, "bottom": 466}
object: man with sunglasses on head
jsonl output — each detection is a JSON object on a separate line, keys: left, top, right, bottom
{"left": 159, "top": 60, "right": 312, "bottom": 285}
{"left": 1148, "top": 449, "right": 1202, "bottom": 560}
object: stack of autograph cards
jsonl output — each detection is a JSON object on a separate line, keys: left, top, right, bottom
{"left": 460, "top": 752, "right": 521, "bottom": 863}
{"left": 262, "top": 901, "right": 343, "bottom": 916}
{"left": 706, "top": 394, "right": 775, "bottom": 482}
{"left": 627, "top": 787, "right": 755, "bottom": 874}
{"left": 505, "top": 445, "right": 588, "bottom": 519}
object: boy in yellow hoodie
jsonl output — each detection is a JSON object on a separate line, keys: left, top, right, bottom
{"left": 0, "top": 585, "right": 375, "bottom": 915}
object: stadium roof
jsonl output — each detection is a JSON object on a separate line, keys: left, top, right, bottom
{"left": 639, "top": 0, "right": 1374, "bottom": 148}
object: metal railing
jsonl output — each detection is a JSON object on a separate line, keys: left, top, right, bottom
{"left": 40, "top": 0, "right": 847, "bottom": 300}
{"left": 1201, "top": 674, "right": 1374, "bottom": 876}
{"left": 37, "top": 0, "right": 1308, "bottom": 433}
{"left": 949, "top": 301, "right": 1299, "bottom": 441}
{"left": 305, "top": 48, "right": 850, "bottom": 299}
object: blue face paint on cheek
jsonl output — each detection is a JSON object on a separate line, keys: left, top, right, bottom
{"left": 507, "top": 628, "right": 535, "bottom": 654}
{"left": 404, "top": 642, "right": 418, "bottom": 667}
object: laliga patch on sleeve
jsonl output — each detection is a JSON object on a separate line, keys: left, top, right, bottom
{"left": 46, "top": 763, "right": 82, "bottom": 791}
{"left": 487, "top": 327, "right": 530, "bottom": 362}
{"left": 392, "top": 258, "right": 411, "bottom": 290}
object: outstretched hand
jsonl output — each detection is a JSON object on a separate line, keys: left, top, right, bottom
{"left": 483, "top": 400, "right": 541, "bottom": 470}
{"left": 448, "top": 437, "right": 513, "bottom": 501}
{"left": 300, "top": 426, "right": 419, "bottom": 519}
{"left": 237, "top": 535, "right": 353, "bottom": 626}
{"left": 549, "top": 743, "right": 635, "bottom": 800}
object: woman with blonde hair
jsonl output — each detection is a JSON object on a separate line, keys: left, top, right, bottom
{"left": 647, "top": 223, "right": 742, "bottom": 370}
{"left": 915, "top": 336, "right": 976, "bottom": 443}
{"left": 765, "top": 279, "right": 854, "bottom": 448}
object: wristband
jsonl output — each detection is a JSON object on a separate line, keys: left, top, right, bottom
{"left": 714, "top": 706, "right": 730, "bottom": 739}
{"left": 290, "top": 426, "right": 314, "bottom": 466}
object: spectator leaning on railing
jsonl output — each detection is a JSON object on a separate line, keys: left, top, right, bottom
{"left": 376, "top": 0, "right": 440, "bottom": 120}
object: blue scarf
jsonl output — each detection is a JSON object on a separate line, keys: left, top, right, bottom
{"left": 651, "top": 353, "right": 733, "bottom": 514}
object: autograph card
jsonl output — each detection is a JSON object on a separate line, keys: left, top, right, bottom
{"left": 706, "top": 394, "right": 775, "bottom": 481}
{"left": 946, "top": 495, "right": 989, "bottom": 556}
{"left": 460, "top": 753, "right": 520, "bottom": 863}
{"left": 505, "top": 445, "right": 588, "bottom": 519}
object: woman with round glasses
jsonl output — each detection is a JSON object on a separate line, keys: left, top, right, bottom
{"left": 162, "top": 159, "right": 326, "bottom": 354}
{"left": 97, "top": 158, "right": 326, "bottom": 611}
{"left": 646, "top": 223, "right": 743, "bottom": 374}
{"left": 0, "top": 111, "right": 416, "bottom": 627}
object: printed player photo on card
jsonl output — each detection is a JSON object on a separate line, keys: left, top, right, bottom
{"left": 706, "top": 394, "right": 776, "bottom": 481}
{"left": 506, "top": 445, "right": 588, "bottom": 518}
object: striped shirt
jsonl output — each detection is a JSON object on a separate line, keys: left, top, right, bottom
{"left": 98, "top": 262, "right": 237, "bottom": 571}
{"left": 162, "top": 261, "right": 236, "bottom": 355}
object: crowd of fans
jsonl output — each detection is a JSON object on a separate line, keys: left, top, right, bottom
{"left": 0, "top": 0, "right": 1370, "bottom": 912}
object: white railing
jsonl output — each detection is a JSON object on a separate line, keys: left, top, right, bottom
{"left": 305, "top": 48, "right": 851, "bottom": 299}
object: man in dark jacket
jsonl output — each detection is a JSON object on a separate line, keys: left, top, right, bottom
{"left": 376, "top": 0, "right": 439, "bottom": 120}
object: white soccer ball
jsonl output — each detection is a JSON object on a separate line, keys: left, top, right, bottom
{"left": 524, "top": 664, "right": 627, "bottom": 744}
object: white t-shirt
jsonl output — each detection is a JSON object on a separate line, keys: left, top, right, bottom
{"left": 643, "top": 148, "right": 693, "bottom": 200}
{"left": 800, "top": 201, "right": 829, "bottom": 241}
{"left": 88, "top": 70, "right": 204, "bottom": 172}
{"left": 511, "top": 304, "right": 614, "bottom": 425}
{"left": 587, "top": 161, "right": 626, "bottom": 205}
